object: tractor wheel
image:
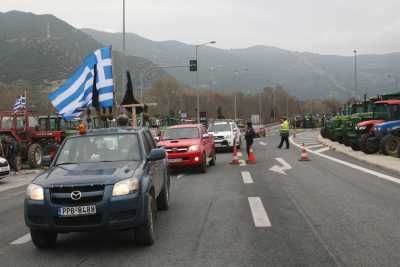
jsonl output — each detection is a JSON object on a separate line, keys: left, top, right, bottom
{"left": 338, "top": 136, "right": 344, "bottom": 144}
{"left": 28, "top": 143, "right": 43, "bottom": 169}
{"left": 343, "top": 138, "right": 351, "bottom": 147}
{"left": 380, "top": 134, "right": 400, "bottom": 157}
{"left": 320, "top": 129, "right": 327, "bottom": 138}
{"left": 359, "top": 134, "right": 369, "bottom": 152}
{"left": 362, "top": 138, "right": 379, "bottom": 154}
{"left": 351, "top": 142, "right": 360, "bottom": 151}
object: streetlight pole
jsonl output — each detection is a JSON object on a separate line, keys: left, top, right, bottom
{"left": 194, "top": 41, "right": 216, "bottom": 123}
{"left": 353, "top": 49, "right": 358, "bottom": 100}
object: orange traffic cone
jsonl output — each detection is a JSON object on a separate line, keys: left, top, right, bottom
{"left": 299, "top": 143, "right": 310, "bottom": 161}
{"left": 230, "top": 144, "right": 239, "bottom": 165}
{"left": 246, "top": 147, "right": 256, "bottom": 164}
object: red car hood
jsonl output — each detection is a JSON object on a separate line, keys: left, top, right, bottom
{"left": 158, "top": 138, "right": 200, "bottom": 148}
{"left": 357, "top": 120, "right": 385, "bottom": 127}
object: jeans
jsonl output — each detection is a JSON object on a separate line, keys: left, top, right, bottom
{"left": 278, "top": 134, "right": 289, "bottom": 149}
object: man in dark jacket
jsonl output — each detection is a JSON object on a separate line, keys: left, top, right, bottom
{"left": 245, "top": 122, "right": 256, "bottom": 156}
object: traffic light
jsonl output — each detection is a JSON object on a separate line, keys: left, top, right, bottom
{"left": 189, "top": 60, "right": 197, "bottom": 72}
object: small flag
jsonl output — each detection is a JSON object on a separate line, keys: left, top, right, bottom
{"left": 13, "top": 96, "right": 26, "bottom": 112}
{"left": 121, "top": 71, "right": 139, "bottom": 113}
{"left": 48, "top": 46, "right": 114, "bottom": 120}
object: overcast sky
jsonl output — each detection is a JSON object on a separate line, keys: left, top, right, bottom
{"left": 2, "top": 0, "right": 400, "bottom": 55}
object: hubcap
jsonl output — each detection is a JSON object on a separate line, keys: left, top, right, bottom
{"left": 35, "top": 151, "right": 42, "bottom": 164}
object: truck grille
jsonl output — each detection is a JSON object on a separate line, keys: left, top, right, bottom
{"left": 50, "top": 184, "right": 105, "bottom": 206}
{"left": 166, "top": 147, "right": 188, "bottom": 153}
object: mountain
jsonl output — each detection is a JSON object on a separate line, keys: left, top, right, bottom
{"left": 0, "top": 11, "right": 162, "bottom": 90}
{"left": 83, "top": 28, "right": 400, "bottom": 100}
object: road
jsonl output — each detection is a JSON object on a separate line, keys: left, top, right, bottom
{"left": 1, "top": 128, "right": 400, "bottom": 266}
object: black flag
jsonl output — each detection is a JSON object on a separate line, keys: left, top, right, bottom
{"left": 92, "top": 64, "right": 100, "bottom": 111}
{"left": 121, "top": 71, "right": 141, "bottom": 113}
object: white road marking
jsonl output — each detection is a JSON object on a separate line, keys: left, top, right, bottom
{"left": 315, "top": 147, "right": 330, "bottom": 153}
{"left": 259, "top": 141, "right": 267, "bottom": 146}
{"left": 10, "top": 233, "right": 31, "bottom": 245}
{"left": 241, "top": 171, "right": 254, "bottom": 184}
{"left": 239, "top": 159, "right": 247, "bottom": 166}
{"left": 290, "top": 136, "right": 400, "bottom": 185}
{"left": 248, "top": 197, "right": 272, "bottom": 227}
{"left": 269, "top": 158, "right": 292, "bottom": 175}
{"left": 307, "top": 144, "right": 324, "bottom": 149}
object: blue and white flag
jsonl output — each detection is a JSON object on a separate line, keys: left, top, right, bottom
{"left": 13, "top": 95, "right": 26, "bottom": 112}
{"left": 49, "top": 46, "right": 114, "bottom": 120}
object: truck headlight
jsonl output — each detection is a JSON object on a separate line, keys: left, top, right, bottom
{"left": 26, "top": 184, "right": 44, "bottom": 201}
{"left": 188, "top": 145, "right": 200, "bottom": 152}
{"left": 112, "top": 178, "right": 139, "bottom": 196}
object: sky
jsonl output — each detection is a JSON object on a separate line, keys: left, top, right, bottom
{"left": 2, "top": 0, "right": 400, "bottom": 55}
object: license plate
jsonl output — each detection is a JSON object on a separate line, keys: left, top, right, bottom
{"left": 169, "top": 158, "right": 182, "bottom": 163}
{"left": 58, "top": 205, "right": 96, "bottom": 217}
{"left": 0, "top": 167, "right": 8, "bottom": 172}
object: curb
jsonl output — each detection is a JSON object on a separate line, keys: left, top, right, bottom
{"left": 318, "top": 135, "right": 400, "bottom": 175}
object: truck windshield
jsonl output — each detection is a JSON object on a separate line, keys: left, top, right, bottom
{"left": 209, "top": 123, "right": 230, "bottom": 132}
{"left": 1, "top": 117, "right": 13, "bottom": 129}
{"left": 55, "top": 133, "right": 141, "bottom": 165}
{"left": 163, "top": 127, "right": 199, "bottom": 140}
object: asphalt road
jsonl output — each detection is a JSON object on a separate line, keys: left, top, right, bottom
{"left": 0, "top": 128, "right": 400, "bottom": 266}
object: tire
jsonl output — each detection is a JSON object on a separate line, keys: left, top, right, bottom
{"left": 135, "top": 194, "right": 155, "bottom": 246}
{"left": 30, "top": 230, "right": 57, "bottom": 249}
{"left": 338, "top": 136, "right": 344, "bottom": 144}
{"left": 199, "top": 154, "right": 207, "bottom": 173}
{"left": 209, "top": 151, "right": 216, "bottom": 166}
{"left": 362, "top": 139, "right": 379, "bottom": 154}
{"left": 359, "top": 134, "right": 369, "bottom": 152}
{"left": 343, "top": 138, "right": 350, "bottom": 147}
{"left": 157, "top": 175, "right": 170, "bottom": 211}
{"left": 351, "top": 143, "right": 360, "bottom": 151}
{"left": 28, "top": 143, "right": 43, "bottom": 169}
{"left": 380, "top": 134, "right": 400, "bottom": 157}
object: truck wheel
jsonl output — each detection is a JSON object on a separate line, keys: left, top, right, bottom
{"left": 380, "top": 134, "right": 400, "bottom": 157}
{"left": 199, "top": 154, "right": 207, "bottom": 173}
{"left": 135, "top": 194, "right": 155, "bottom": 246}
{"left": 363, "top": 139, "right": 379, "bottom": 154}
{"left": 351, "top": 143, "right": 360, "bottom": 151}
{"left": 359, "top": 134, "right": 369, "bottom": 152}
{"left": 28, "top": 144, "right": 43, "bottom": 169}
{"left": 30, "top": 230, "right": 57, "bottom": 249}
{"left": 157, "top": 175, "right": 170, "bottom": 211}
{"left": 209, "top": 151, "right": 216, "bottom": 166}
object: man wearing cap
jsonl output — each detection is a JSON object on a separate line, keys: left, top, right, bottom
{"left": 245, "top": 121, "right": 256, "bottom": 156}
{"left": 278, "top": 117, "right": 290, "bottom": 149}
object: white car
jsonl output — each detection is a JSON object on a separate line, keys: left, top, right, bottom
{"left": 0, "top": 157, "right": 10, "bottom": 179}
{"left": 208, "top": 121, "right": 241, "bottom": 151}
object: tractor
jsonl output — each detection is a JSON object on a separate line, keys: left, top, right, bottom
{"left": 0, "top": 111, "right": 64, "bottom": 169}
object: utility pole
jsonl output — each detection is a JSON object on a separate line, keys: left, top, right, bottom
{"left": 234, "top": 94, "right": 237, "bottom": 121}
{"left": 353, "top": 49, "right": 358, "bottom": 100}
{"left": 259, "top": 93, "right": 262, "bottom": 124}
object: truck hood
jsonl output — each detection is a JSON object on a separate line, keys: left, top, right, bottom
{"left": 375, "top": 120, "right": 400, "bottom": 130}
{"left": 33, "top": 161, "right": 140, "bottom": 187}
{"left": 158, "top": 138, "right": 200, "bottom": 148}
{"left": 357, "top": 120, "right": 385, "bottom": 127}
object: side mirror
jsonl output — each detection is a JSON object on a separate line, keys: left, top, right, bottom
{"left": 42, "top": 155, "right": 52, "bottom": 167}
{"left": 147, "top": 148, "right": 166, "bottom": 161}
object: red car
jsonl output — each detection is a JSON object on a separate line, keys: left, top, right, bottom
{"left": 157, "top": 124, "right": 216, "bottom": 173}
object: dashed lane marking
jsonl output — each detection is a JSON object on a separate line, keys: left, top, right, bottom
{"left": 239, "top": 160, "right": 247, "bottom": 166}
{"left": 10, "top": 233, "right": 31, "bottom": 245}
{"left": 241, "top": 171, "right": 254, "bottom": 184}
{"left": 315, "top": 147, "right": 330, "bottom": 153}
{"left": 248, "top": 197, "right": 272, "bottom": 227}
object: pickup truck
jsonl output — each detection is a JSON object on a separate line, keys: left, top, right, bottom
{"left": 157, "top": 124, "right": 216, "bottom": 173}
{"left": 25, "top": 127, "right": 170, "bottom": 248}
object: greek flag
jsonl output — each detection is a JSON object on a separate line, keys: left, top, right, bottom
{"left": 13, "top": 96, "right": 26, "bottom": 112}
{"left": 49, "top": 46, "right": 114, "bottom": 120}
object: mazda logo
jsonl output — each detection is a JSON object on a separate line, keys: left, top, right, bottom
{"left": 70, "top": 191, "right": 82, "bottom": 200}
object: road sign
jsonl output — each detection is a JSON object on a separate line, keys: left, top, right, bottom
{"left": 189, "top": 60, "right": 197, "bottom": 72}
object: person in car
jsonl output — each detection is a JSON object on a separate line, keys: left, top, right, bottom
{"left": 245, "top": 122, "right": 256, "bottom": 156}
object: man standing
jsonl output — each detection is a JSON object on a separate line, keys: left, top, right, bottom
{"left": 245, "top": 121, "right": 256, "bottom": 156}
{"left": 278, "top": 117, "right": 290, "bottom": 149}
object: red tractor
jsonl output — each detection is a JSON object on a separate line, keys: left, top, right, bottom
{"left": 0, "top": 111, "right": 64, "bottom": 169}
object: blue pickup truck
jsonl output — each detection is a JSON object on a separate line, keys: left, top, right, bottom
{"left": 24, "top": 127, "right": 170, "bottom": 248}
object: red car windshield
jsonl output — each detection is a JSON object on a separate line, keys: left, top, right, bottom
{"left": 163, "top": 127, "right": 199, "bottom": 140}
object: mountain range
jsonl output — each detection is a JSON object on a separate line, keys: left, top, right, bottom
{"left": 1, "top": 10, "right": 400, "bottom": 100}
